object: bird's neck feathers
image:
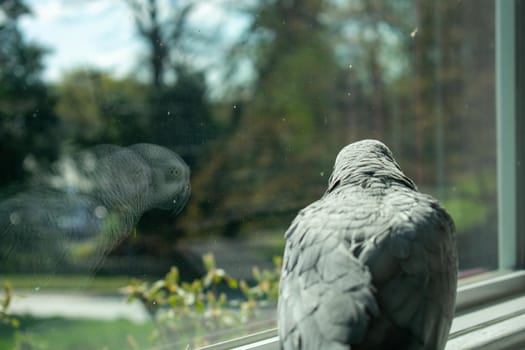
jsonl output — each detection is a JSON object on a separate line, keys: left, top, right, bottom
{"left": 326, "top": 158, "right": 417, "bottom": 194}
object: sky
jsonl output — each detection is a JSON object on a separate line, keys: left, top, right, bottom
{"left": 18, "top": 0, "right": 251, "bottom": 85}
{"left": 20, "top": 0, "right": 141, "bottom": 81}
{"left": 17, "top": 0, "right": 407, "bottom": 91}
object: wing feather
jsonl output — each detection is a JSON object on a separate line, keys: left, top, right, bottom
{"left": 279, "top": 199, "right": 379, "bottom": 350}
{"left": 357, "top": 190, "right": 457, "bottom": 349}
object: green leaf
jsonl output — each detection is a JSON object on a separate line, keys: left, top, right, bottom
{"left": 273, "top": 256, "right": 283, "bottom": 269}
{"left": 195, "top": 299, "right": 205, "bottom": 313}
{"left": 10, "top": 317, "right": 20, "bottom": 328}
{"left": 168, "top": 295, "right": 179, "bottom": 307}
{"left": 203, "top": 253, "right": 215, "bottom": 270}
{"left": 226, "top": 278, "right": 238, "bottom": 289}
{"left": 1, "top": 283, "right": 12, "bottom": 309}
{"left": 252, "top": 267, "right": 261, "bottom": 281}
{"left": 166, "top": 266, "right": 180, "bottom": 285}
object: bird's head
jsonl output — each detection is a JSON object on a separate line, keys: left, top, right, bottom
{"left": 326, "top": 139, "right": 416, "bottom": 193}
{"left": 129, "top": 143, "right": 191, "bottom": 215}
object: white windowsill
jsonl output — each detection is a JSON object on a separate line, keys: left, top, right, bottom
{"left": 446, "top": 293, "right": 525, "bottom": 349}
{"left": 195, "top": 271, "right": 525, "bottom": 350}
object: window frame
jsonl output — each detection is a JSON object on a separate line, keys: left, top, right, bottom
{"left": 195, "top": 1, "right": 525, "bottom": 349}
{"left": 497, "top": 0, "right": 519, "bottom": 270}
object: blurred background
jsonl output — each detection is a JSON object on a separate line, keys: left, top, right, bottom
{"left": 0, "top": 0, "right": 497, "bottom": 348}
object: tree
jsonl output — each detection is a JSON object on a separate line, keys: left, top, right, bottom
{"left": 126, "top": 0, "right": 195, "bottom": 89}
{"left": 55, "top": 68, "right": 150, "bottom": 146}
{"left": 149, "top": 69, "right": 215, "bottom": 168}
{"left": 183, "top": 0, "right": 344, "bottom": 237}
{"left": 125, "top": 0, "right": 215, "bottom": 167}
{"left": 0, "top": 0, "right": 61, "bottom": 186}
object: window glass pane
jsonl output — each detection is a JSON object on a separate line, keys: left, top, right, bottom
{"left": 0, "top": 0, "right": 497, "bottom": 348}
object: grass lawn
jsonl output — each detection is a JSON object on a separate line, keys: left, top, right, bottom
{"left": 0, "top": 316, "right": 157, "bottom": 350}
{"left": 0, "top": 274, "right": 145, "bottom": 295}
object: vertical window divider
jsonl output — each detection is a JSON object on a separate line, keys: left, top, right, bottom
{"left": 515, "top": 0, "right": 525, "bottom": 268}
{"left": 496, "top": 0, "right": 517, "bottom": 270}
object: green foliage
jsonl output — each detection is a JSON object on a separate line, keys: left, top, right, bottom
{"left": 1, "top": 253, "right": 280, "bottom": 349}
{"left": 444, "top": 197, "right": 489, "bottom": 234}
{"left": 0, "top": 282, "right": 19, "bottom": 329}
{"left": 123, "top": 253, "right": 281, "bottom": 348}
{"left": 443, "top": 170, "right": 497, "bottom": 235}
{"left": 55, "top": 68, "right": 149, "bottom": 145}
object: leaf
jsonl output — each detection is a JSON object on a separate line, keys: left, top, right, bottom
{"left": 252, "top": 266, "right": 261, "bottom": 281}
{"left": 149, "top": 280, "right": 166, "bottom": 298}
{"left": 239, "top": 280, "right": 250, "bottom": 295}
{"left": 227, "top": 278, "right": 238, "bottom": 289}
{"left": 1, "top": 283, "right": 12, "bottom": 309}
{"left": 168, "top": 284, "right": 178, "bottom": 293}
{"left": 191, "top": 280, "right": 203, "bottom": 292}
{"left": 213, "top": 274, "right": 222, "bottom": 284}
{"left": 166, "top": 266, "right": 180, "bottom": 285}
{"left": 273, "top": 256, "right": 283, "bottom": 269}
{"left": 168, "top": 295, "right": 179, "bottom": 307}
{"left": 206, "top": 291, "right": 216, "bottom": 304}
{"left": 183, "top": 295, "right": 194, "bottom": 308}
{"left": 218, "top": 293, "right": 227, "bottom": 306}
{"left": 195, "top": 299, "right": 205, "bottom": 313}
{"left": 10, "top": 318, "right": 20, "bottom": 328}
{"left": 203, "top": 253, "right": 215, "bottom": 270}
{"left": 259, "top": 280, "right": 270, "bottom": 292}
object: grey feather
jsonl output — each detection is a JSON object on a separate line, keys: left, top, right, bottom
{"left": 278, "top": 139, "right": 457, "bottom": 350}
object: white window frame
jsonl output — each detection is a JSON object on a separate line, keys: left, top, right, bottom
{"left": 196, "top": 1, "right": 525, "bottom": 349}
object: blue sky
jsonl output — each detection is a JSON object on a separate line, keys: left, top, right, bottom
{"left": 20, "top": 0, "right": 141, "bottom": 81}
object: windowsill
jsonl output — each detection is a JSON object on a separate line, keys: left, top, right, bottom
{"left": 446, "top": 293, "right": 525, "bottom": 349}
{"left": 196, "top": 271, "right": 525, "bottom": 350}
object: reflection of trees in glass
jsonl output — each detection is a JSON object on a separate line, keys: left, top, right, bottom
{"left": 125, "top": 0, "right": 216, "bottom": 168}
{"left": 0, "top": 0, "right": 61, "bottom": 185}
{"left": 56, "top": 69, "right": 150, "bottom": 145}
{"left": 0, "top": 0, "right": 498, "bottom": 272}
{"left": 187, "top": 0, "right": 496, "bottom": 269}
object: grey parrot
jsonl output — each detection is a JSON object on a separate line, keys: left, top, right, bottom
{"left": 278, "top": 139, "right": 457, "bottom": 350}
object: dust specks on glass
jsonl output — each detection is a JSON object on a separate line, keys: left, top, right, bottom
{"left": 0, "top": 0, "right": 498, "bottom": 348}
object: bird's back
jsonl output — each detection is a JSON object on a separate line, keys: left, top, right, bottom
{"left": 279, "top": 179, "right": 457, "bottom": 350}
